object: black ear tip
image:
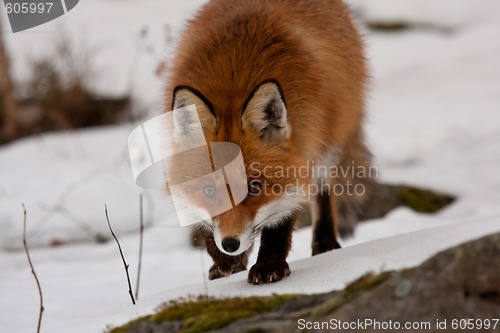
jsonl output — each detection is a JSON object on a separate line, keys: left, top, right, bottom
{"left": 172, "top": 86, "right": 215, "bottom": 117}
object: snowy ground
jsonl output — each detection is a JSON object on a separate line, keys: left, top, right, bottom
{"left": 1, "top": 0, "right": 500, "bottom": 332}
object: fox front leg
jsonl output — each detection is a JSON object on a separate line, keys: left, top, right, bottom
{"left": 247, "top": 214, "right": 296, "bottom": 284}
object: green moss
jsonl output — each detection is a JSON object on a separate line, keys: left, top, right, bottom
{"left": 156, "top": 295, "right": 296, "bottom": 333}
{"left": 106, "top": 315, "right": 151, "bottom": 333}
{"left": 398, "top": 187, "right": 455, "bottom": 213}
{"left": 344, "top": 272, "right": 392, "bottom": 294}
{"left": 110, "top": 295, "right": 297, "bottom": 333}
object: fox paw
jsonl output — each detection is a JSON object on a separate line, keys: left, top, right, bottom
{"left": 208, "top": 262, "right": 246, "bottom": 280}
{"left": 247, "top": 260, "right": 290, "bottom": 285}
{"left": 312, "top": 238, "right": 341, "bottom": 256}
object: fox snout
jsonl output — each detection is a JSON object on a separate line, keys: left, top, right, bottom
{"left": 213, "top": 219, "right": 254, "bottom": 256}
{"left": 214, "top": 232, "right": 251, "bottom": 256}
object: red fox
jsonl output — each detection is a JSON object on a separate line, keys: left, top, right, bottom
{"left": 165, "top": 0, "right": 373, "bottom": 284}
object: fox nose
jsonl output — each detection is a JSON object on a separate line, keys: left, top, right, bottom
{"left": 221, "top": 237, "right": 240, "bottom": 253}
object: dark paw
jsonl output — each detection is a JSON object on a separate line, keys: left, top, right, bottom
{"left": 312, "top": 238, "right": 341, "bottom": 256}
{"left": 247, "top": 260, "right": 290, "bottom": 285}
{"left": 208, "top": 262, "right": 246, "bottom": 280}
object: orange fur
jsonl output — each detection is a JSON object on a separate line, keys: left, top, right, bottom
{"left": 165, "top": 0, "right": 369, "bottom": 283}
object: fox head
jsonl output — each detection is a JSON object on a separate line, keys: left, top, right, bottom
{"left": 168, "top": 81, "right": 307, "bottom": 255}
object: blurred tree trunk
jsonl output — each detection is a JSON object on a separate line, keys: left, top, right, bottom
{"left": 0, "top": 15, "right": 18, "bottom": 141}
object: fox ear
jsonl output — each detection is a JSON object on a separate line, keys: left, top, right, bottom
{"left": 242, "top": 82, "right": 291, "bottom": 146}
{"left": 172, "top": 87, "right": 216, "bottom": 135}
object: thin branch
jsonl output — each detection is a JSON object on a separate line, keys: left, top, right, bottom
{"left": 134, "top": 194, "right": 144, "bottom": 301}
{"left": 22, "top": 204, "right": 44, "bottom": 333}
{"left": 104, "top": 205, "right": 136, "bottom": 305}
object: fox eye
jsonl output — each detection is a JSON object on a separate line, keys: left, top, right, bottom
{"left": 248, "top": 180, "right": 262, "bottom": 196}
{"left": 203, "top": 184, "right": 217, "bottom": 198}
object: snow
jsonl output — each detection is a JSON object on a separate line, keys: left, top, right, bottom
{"left": 2, "top": 0, "right": 500, "bottom": 332}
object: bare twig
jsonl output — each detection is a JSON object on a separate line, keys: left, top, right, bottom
{"left": 134, "top": 194, "right": 144, "bottom": 301}
{"left": 104, "top": 205, "right": 136, "bottom": 305}
{"left": 22, "top": 204, "right": 44, "bottom": 333}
